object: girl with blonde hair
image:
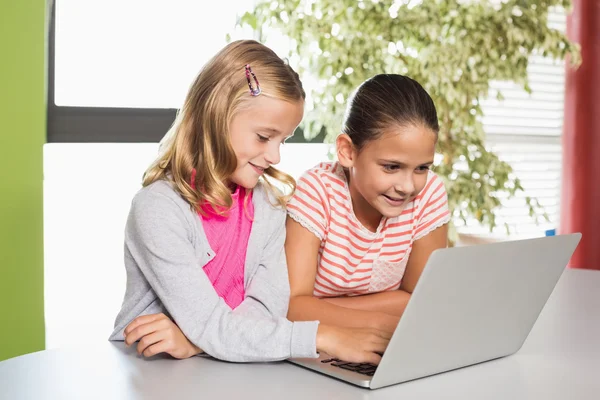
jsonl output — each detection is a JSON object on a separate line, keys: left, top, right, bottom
{"left": 109, "top": 40, "right": 390, "bottom": 364}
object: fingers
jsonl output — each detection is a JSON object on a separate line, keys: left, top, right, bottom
{"left": 371, "top": 328, "right": 393, "bottom": 340}
{"left": 367, "top": 339, "right": 389, "bottom": 354}
{"left": 361, "top": 351, "right": 383, "bottom": 365}
{"left": 355, "top": 331, "right": 390, "bottom": 362}
{"left": 124, "top": 313, "right": 167, "bottom": 336}
{"left": 125, "top": 318, "right": 168, "bottom": 346}
{"left": 352, "top": 334, "right": 388, "bottom": 357}
{"left": 136, "top": 331, "right": 165, "bottom": 356}
{"left": 343, "top": 349, "right": 383, "bottom": 365}
{"left": 141, "top": 341, "right": 171, "bottom": 358}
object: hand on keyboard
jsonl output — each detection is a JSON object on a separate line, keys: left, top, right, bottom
{"left": 316, "top": 325, "right": 391, "bottom": 365}
{"left": 321, "top": 358, "right": 378, "bottom": 376}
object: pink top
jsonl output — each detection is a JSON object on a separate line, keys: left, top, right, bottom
{"left": 195, "top": 177, "right": 254, "bottom": 309}
{"left": 287, "top": 162, "right": 450, "bottom": 297}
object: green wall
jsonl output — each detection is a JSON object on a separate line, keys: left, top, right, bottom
{"left": 0, "top": 1, "right": 46, "bottom": 361}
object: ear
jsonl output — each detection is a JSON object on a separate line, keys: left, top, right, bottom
{"left": 336, "top": 134, "right": 357, "bottom": 168}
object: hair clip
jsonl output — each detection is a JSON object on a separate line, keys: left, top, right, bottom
{"left": 245, "top": 64, "right": 261, "bottom": 96}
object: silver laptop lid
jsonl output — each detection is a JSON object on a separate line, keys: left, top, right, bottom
{"left": 370, "top": 233, "right": 581, "bottom": 389}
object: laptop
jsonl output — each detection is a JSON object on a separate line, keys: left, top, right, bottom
{"left": 288, "top": 233, "right": 582, "bottom": 389}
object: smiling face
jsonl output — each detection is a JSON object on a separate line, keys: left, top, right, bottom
{"left": 338, "top": 123, "right": 437, "bottom": 231}
{"left": 228, "top": 95, "right": 304, "bottom": 190}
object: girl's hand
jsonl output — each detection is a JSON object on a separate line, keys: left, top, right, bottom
{"left": 315, "top": 324, "right": 391, "bottom": 365}
{"left": 376, "top": 312, "right": 401, "bottom": 335}
{"left": 123, "top": 313, "right": 203, "bottom": 359}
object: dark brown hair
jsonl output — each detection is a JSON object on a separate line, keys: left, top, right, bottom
{"left": 342, "top": 74, "right": 439, "bottom": 150}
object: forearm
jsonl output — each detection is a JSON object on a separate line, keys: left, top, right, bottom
{"left": 322, "top": 290, "right": 411, "bottom": 317}
{"left": 289, "top": 295, "right": 399, "bottom": 334}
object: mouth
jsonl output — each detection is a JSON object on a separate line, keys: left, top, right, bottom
{"left": 249, "top": 162, "right": 267, "bottom": 175}
{"left": 382, "top": 194, "right": 406, "bottom": 206}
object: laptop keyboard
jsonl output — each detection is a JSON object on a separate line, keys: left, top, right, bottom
{"left": 320, "top": 358, "right": 378, "bottom": 376}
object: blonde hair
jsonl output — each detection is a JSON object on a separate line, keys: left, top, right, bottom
{"left": 143, "top": 40, "right": 304, "bottom": 214}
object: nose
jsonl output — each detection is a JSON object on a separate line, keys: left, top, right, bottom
{"left": 395, "top": 171, "right": 415, "bottom": 196}
{"left": 264, "top": 142, "right": 281, "bottom": 166}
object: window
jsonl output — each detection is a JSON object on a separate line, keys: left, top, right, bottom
{"left": 456, "top": 9, "right": 566, "bottom": 239}
{"left": 47, "top": 0, "right": 255, "bottom": 142}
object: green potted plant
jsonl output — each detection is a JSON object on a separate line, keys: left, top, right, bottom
{"left": 240, "top": 0, "right": 580, "bottom": 242}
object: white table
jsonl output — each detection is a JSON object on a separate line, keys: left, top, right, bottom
{"left": 1, "top": 269, "right": 599, "bottom": 399}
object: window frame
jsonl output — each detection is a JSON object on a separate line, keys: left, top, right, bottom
{"left": 47, "top": 0, "right": 324, "bottom": 143}
{"left": 46, "top": 0, "right": 177, "bottom": 143}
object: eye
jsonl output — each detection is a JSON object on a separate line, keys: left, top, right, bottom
{"left": 256, "top": 134, "right": 270, "bottom": 143}
{"left": 382, "top": 164, "right": 400, "bottom": 172}
{"left": 416, "top": 165, "right": 431, "bottom": 173}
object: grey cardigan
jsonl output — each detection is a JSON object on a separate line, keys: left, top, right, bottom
{"left": 109, "top": 180, "right": 319, "bottom": 362}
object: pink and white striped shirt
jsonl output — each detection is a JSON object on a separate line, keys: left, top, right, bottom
{"left": 287, "top": 162, "right": 450, "bottom": 297}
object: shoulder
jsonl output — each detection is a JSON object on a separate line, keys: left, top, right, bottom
{"left": 133, "top": 179, "right": 184, "bottom": 206}
{"left": 420, "top": 171, "right": 448, "bottom": 199}
{"left": 427, "top": 171, "right": 446, "bottom": 193}
{"left": 297, "top": 162, "right": 347, "bottom": 196}
{"left": 414, "top": 171, "right": 450, "bottom": 219}
{"left": 301, "top": 161, "right": 340, "bottom": 182}
{"left": 252, "top": 181, "right": 286, "bottom": 222}
{"left": 130, "top": 180, "right": 194, "bottom": 222}
{"left": 427, "top": 170, "right": 446, "bottom": 185}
